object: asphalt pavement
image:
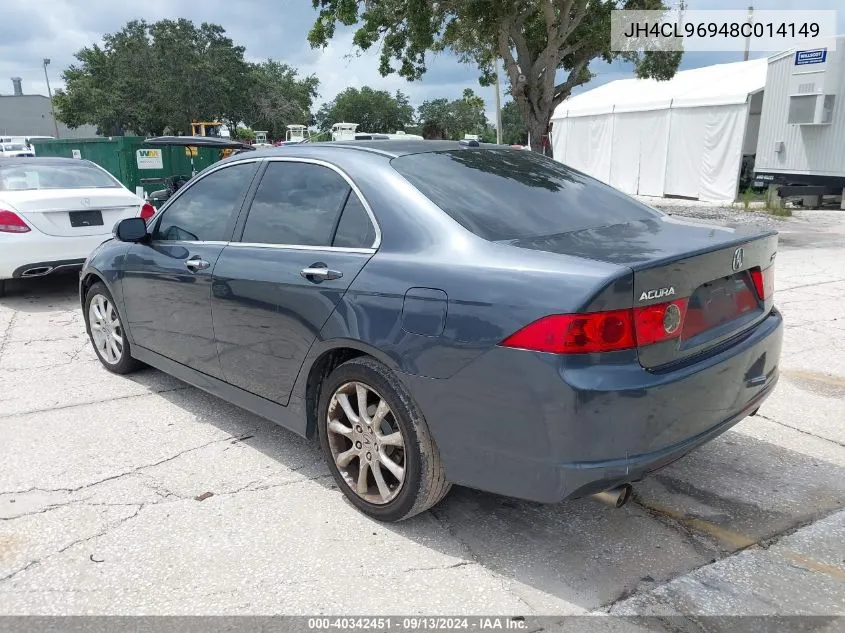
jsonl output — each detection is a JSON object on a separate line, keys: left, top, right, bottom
{"left": 0, "top": 206, "right": 843, "bottom": 619}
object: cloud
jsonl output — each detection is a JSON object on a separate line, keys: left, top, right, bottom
{"left": 2, "top": 0, "right": 842, "bottom": 126}
{"left": 299, "top": 28, "right": 498, "bottom": 118}
{"left": 0, "top": 0, "right": 495, "bottom": 122}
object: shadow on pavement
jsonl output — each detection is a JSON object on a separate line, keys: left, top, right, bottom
{"left": 15, "top": 272, "right": 839, "bottom": 612}
{"left": 0, "top": 274, "right": 80, "bottom": 314}
{"left": 128, "top": 368, "right": 845, "bottom": 611}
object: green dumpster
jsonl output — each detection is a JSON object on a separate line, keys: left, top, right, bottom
{"left": 30, "top": 136, "right": 223, "bottom": 198}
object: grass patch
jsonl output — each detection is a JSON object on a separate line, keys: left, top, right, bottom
{"left": 761, "top": 194, "right": 792, "bottom": 216}
{"left": 738, "top": 187, "right": 758, "bottom": 211}
{"left": 763, "top": 195, "right": 775, "bottom": 211}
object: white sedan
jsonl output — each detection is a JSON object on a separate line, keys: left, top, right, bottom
{"left": 0, "top": 142, "right": 35, "bottom": 158}
{"left": 0, "top": 157, "right": 155, "bottom": 296}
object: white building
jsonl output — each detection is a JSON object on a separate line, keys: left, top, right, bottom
{"left": 550, "top": 59, "right": 767, "bottom": 202}
{"left": 754, "top": 36, "right": 845, "bottom": 202}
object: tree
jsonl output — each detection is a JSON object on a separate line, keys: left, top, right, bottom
{"left": 501, "top": 100, "right": 529, "bottom": 145}
{"left": 421, "top": 120, "right": 445, "bottom": 140}
{"left": 308, "top": 1, "right": 681, "bottom": 151}
{"left": 479, "top": 124, "right": 498, "bottom": 144}
{"left": 417, "top": 89, "right": 489, "bottom": 140}
{"left": 315, "top": 87, "right": 414, "bottom": 133}
{"left": 149, "top": 20, "right": 251, "bottom": 135}
{"left": 243, "top": 61, "right": 319, "bottom": 141}
{"left": 54, "top": 19, "right": 251, "bottom": 135}
{"left": 416, "top": 98, "right": 450, "bottom": 136}
{"left": 234, "top": 127, "right": 256, "bottom": 142}
{"left": 53, "top": 21, "right": 160, "bottom": 136}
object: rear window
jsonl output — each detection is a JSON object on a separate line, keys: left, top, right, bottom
{"left": 391, "top": 149, "right": 659, "bottom": 241}
{"left": 0, "top": 162, "right": 120, "bottom": 191}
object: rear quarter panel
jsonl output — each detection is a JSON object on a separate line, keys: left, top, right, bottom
{"left": 313, "top": 240, "right": 632, "bottom": 380}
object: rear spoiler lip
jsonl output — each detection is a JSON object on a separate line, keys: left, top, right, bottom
{"left": 576, "top": 230, "right": 778, "bottom": 315}
{"left": 627, "top": 230, "right": 778, "bottom": 272}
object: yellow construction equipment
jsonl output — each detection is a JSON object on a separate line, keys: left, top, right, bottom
{"left": 190, "top": 121, "right": 223, "bottom": 137}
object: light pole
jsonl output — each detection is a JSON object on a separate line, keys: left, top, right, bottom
{"left": 43, "top": 58, "right": 60, "bottom": 138}
{"left": 743, "top": 6, "right": 754, "bottom": 62}
{"left": 494, "top": 59, "right": 502, "bottom": 145}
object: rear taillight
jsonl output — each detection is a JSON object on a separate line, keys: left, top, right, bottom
{"left": 499, "top": 309, "right": 636, "bottom": 354}
{"left": 0, "top": 210, "right": 30, "bottom": 233}
{"left": 750, "top": 265, "right": 774, "bottom": 300}
{"left": 139, "top": 202, "right": 156, "bottom": 221}
{"left": 500, "top": 298, "right": 690, "bottom": 354}
{"left": 633, "top": 298, "right": 688, "bottom": 347}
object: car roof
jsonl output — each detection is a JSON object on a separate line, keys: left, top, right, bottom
{"left": 145, "top": 135, "right": 254, "bottom": 150}
{"left": 245, "top": 140, "right": 510, "bottom": 160}
{"left": 0, "top": 157, "right": 86, "bottom": 166}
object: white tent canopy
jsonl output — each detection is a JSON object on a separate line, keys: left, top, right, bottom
{"left": 550, "top": 59, "right": 767, "bottom": 202}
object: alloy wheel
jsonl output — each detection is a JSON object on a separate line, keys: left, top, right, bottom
{"left": 326, "top": 381, "right": 406, "bottom": 504}
{"left": 89, "top": 294, "right": 124, "bottom": 365}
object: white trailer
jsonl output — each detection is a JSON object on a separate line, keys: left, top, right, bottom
{"left": 285, "top": 125, "right": 308, "bottom": 143}
{"left": 331, "top": 122, "right": 358, "bottom": 141}
{"left": 754, "top": 36, "right": 845, "bottom": 207}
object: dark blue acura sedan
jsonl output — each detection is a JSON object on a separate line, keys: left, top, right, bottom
{"left": 80, "top": 140, "right": 782, "bottom": 521}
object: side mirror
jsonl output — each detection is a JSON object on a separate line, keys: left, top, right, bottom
{"left": 114, "top": 217, "right": 148, "bottom": 242}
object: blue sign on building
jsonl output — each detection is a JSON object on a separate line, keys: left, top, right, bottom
{"left": 795, "top": 49, "right": 827, "bottom": 65}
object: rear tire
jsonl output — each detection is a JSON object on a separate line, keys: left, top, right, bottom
{"left": 84, "top": 281, "right": 141, "bottom": 375}
{"left": 317, "top": 356, "right": 451, "bottom": 522}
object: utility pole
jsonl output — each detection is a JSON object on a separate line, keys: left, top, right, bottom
{"left": 43, "top": 58, "right": 60, "bottom": 138}
{"left": 744, "top": 6, "right": 754, "bottom": 61}
{"left": 494, "top": 59, "right": 502, "bottom": 145}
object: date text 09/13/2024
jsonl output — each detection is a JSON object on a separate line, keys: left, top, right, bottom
{"left": 307, "top": 617, "right": 527, "bottom": 630}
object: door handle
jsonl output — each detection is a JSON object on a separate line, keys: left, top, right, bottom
{"left": 185, "top": 258, "right": 210, "bottom": 272}
{"left": 300, "top": 267, "right": 343, "bottom": 281}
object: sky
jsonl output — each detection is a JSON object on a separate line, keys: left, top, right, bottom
{"left": 1, "top": 0, "right": 843, "bottom": 125}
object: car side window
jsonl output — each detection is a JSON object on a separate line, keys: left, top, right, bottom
{"left": 153, "top": 163, "right": 257, "bottom": 242}
{"left": 332, "top": 194, "right": 376, "bottom": 248}
{"left": 240, "top": 162, "right": 351, "bottom": 246}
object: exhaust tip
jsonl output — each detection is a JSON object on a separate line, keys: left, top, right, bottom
{"left": 21, "top": 266, "right": 53, "bottom": 277}
{"left": 590, "top": 484, "right": 633, "bottom": 508}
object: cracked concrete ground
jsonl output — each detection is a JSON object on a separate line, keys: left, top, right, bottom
{"left": 0, "top": 209, "right": 843, "bottom": 616}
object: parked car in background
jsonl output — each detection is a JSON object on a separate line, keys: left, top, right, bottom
{"left": 0, "top": 157, "right": 154, "bottom": 297}
{"left": 0, "top": 142, "right": 35, "bottom": 158}
{"left": 79, "top": 141, "right": 782, "bottom": 522}
{"left": 24, "top": 136, "right": 55, "bottom": 155}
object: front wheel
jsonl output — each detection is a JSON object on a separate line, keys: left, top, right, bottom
{"left": 318, "top": 357, "right": 451, "bottom": 522}
{"left": 84, "top": 282, "right": 141, "bottom": 375}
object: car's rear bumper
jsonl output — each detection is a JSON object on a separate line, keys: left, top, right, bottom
{"left": 401, "top": 309, "right": 783, "bottom": 503}
{"left": 559, "top": 376, "right": 777, "bottom": 500}
{"left": 0, "top": 232, "right": 111, "bottom": 279}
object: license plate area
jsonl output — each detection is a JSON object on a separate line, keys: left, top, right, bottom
{"left": 682, "top": 272, "right": 760, "bottom": 341}
{"left": 69, "top": 210, "right": 104, "bottom": 228}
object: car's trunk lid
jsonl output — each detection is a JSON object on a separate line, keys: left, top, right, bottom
{"left": 504, "top": 215, "right": 778, "bottom": 369}
{"left": 2, "top": 188, "right": 141, "bottom": 237}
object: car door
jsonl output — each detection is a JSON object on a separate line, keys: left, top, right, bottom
{"left": 212, "top": 158, "right": 379, "bottom": 404}
{"left": 121, "top": 160, "right": 260, "bottom": 377}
